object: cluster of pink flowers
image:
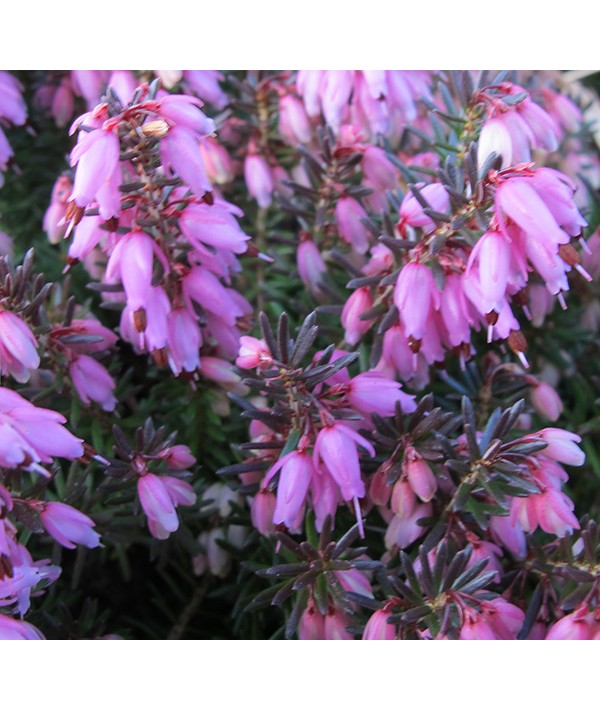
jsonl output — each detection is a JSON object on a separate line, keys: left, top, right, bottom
{"left": 55, "top": 81, "right": 254, "bottom": 385}
{"left": 235, "top": 336, "right": 416, "bottom": 537}
{"left": 296, "top": 70, "right": 431, "bottom": 137}
{"left": 0, "top": 72, "right": 26, "bottom": 188}
{"left": 35, "top": 70, "right": 228, "bottom": 128}
{"left": 141, "top": 447, "right": 197, "bottom": 539}
{"left": 0, "top": 388, "right": 100, "bottom": 639}
{"left": 337, "top": 78, "right": 592, "bottom": 385}
{"left": 1, "top": 69, "right": 598, "bottom": 641}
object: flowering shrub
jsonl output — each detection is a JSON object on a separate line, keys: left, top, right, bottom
{"left": 0, "top": 69, "right": 599, "bottom": 640}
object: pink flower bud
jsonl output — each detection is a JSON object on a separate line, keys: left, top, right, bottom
{"left": 0, "top": 309, "right": 40, "bottom": 383}
{"left": 369, "top": 468, "right": 391, "bottom": 507}
{"left": 404, "top": 445, "right": 437, "bottom": 502}
{"left": 394, "top": 263, "right": 440, "bottom": 341}
{"left": 341, "top": 287, "right": 374, "bottom": 346}
{"left": 348, "top": 371, "right": 417, "bottom": 417}
{"left": 298, "top": 603, "right": 325, "bottom": 640}
{"left": 157, "top": 444, "right": 196, "bottom": 470}
{"left": 297, "top": 239, "right": 326, "bottom": 297}
{"left": 69, "top": 355, "right": 117, "bottom": 411}
{"left": 314, "top": 423, "right": 375, "bottom": 502}
{"left": 362, "top": 608, "right": 396, "bottom": 640}
{"left": 236, "top": 336, "right": 273, "bottom": 370}
{"left": 390, "top": 478, "right": 416, "bottom": 518}
{"left": 244, "top": 154, "right": 274, "bottom": 208}
{"left": 398, "top": 183, "right": 449, "bottom": 234}
{"left": 530, "top": 381, "right": 563, "bottom": 422}
{"left": 263, "top": 451, "right": 314, "bottom": 529}
{"left": 250, "top": 490, "right": 276, "bottom": 536}
{"left": 546, "top": 605, "right": 596, "bottom": 640}
{"left": 335, "top": 196, "right": 370, "bottom": 254}
{"left": 536, "top": 428, "right": 585, "bottom": 466}
{"left": 324, "top": 608, "right": 354, "bottom": 640}
{"left": 279, "top": 94, "right": 312, "bottom": 145}
{"left": 0, "top": 614, "right": 44, "bottom": 640}
{"left": 384, "top": 503, "right": 431, "bottom": 550}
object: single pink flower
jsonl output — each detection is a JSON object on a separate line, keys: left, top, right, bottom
{"left": 69, "top": 355, "right": 117, "bottom": 411}
{"left": 39, "top": 501, "right": 100, "bottom": 550}
{"left": 0, "top": 310, "right": 40, "bottom": 383}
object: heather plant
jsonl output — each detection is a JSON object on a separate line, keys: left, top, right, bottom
{"left": 0, "top": 69, "right": 599, "bottom": 640}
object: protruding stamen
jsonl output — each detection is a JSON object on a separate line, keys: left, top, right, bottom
{"left": 575, "top": 264, "right": 593, "bottom": 282}
{"left": 517, "top": 350, "right": 530, "bottom": 369}
{"left": 487, "top": 323, "right": 494, "bottom": 343}
{"left": 353, "top": 496, "right": 365, "bottom": 539}
{"left": 579, "top": 237, "right": 592, "bottom": 256}
{"left": 557, "top": 292, "right": 568, "bottom": 310}
{"left": 522, "top": 305, "right": 532, "bottom": 320}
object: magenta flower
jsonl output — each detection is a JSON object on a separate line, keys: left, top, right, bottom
{"left": 398, "top": 183, "right": 449, "bottom": 234}
{"left": 69, "top": 354, "right": 117, "bottom": 411}
{"left": 320, "top": 70, "right": 354, "bottom": 131}
{"left": 362, "top": 608, "right": 397, "bottom": 640}
{"left": 156, "top": 94, "right": 215, "bottom": 137}
{"left": 298, "top": 601, "right": 325, "bottom": 640}
{"left": 0, "top": 541, "right": 60, "bottom": 615}
{"left": 39, "top": 501, "right": 101, "bottom": 550}
{"left": 335, "top": 197, "right": 370, "bottom": 254}
{"left": 43, "top": 175, "right": 72, "bottom": 243}
{"left": 347, "top": 371, "right": 416, "bottom": 417}
{"left": 536, "top": 428, "right": 585, "bottom": 466}
{"left": 384, "top": 502, "right": 432, "bottom": 550}
{"left": 0, "top": 613, "right": 44, "bottom": 640}
{"left": 0, "top": 72, "right": 27, "bottom": 126}
{"left": 179, "top": 203, "right": 250, "bottom": 255}
{"left": 250, "top": 490, "right": 277, "bottom": 536}
{"left": 0, "top": 309, "right": 40, "bottom": 383}
{"left": 166, "top": 308, "right": 202, "bottom": 376}
{"left": 341, "top": 287, "right": 374, "bottom": 346}
{"left": 438, "top": 273, "right": 473, "bottom": 350}
{"left": 199, "top": 137, "right": 235, "bottom": 185}
{"left": 52, "top": 318, "right": 118, "bottom": 355}
{"left": 390, "top": 478, "right": 416, "bottom": 518}
{"left": 183, "top": 266, "right": 246, "bottom": 327}
{"left": 183, "top": 71, "right": 228, "bottom": 109}
{"left": 70, "top": 126, "right": 120, "bottom": 212}
{"left": 244, "top": 153, "right": 274, "bottom": 208}
{"left": 530, "top": 381, "right": 563, "bottom": 422}
{"left": 394, "top": 263, "right": 440, "bottom": 342}
{"left": 279, "top": 93, "right": 312, "bottom": 145}
{"left": 265, "top": 450, "right": 314, "bottom": 529}
{"left": 297, "top": 239, "right": 326, "bottom": 298}
{"left": 236, "top": 336, "right": 273, "bottom": 371}
{"left": 137, "top": 472, "right": 196, "bottom": 540}
{"left": 156, "top": 444, "right": 196, "bottom": 470}
{"left": 311, "top": 466, "right": 341, "bottom": 532}
{"left": 546, "top": 604, "right": 598, "bottom": 640}
{"left": 314, "top": 423, "right": 375, "bottom": 503}
{"left": 0, "top": 387, "right": 83, "bottom": 471}
{"left": 324, "top": 608, "right": 354, "bottom": 640}
{"left": 160, "top": 125, "right": 212, "bottom": 199}
{"left": 403, "top": 445, "right": 437, "bottom": 503}
{"left": 464, "top": 230, "right": 512, "bottom": 316}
